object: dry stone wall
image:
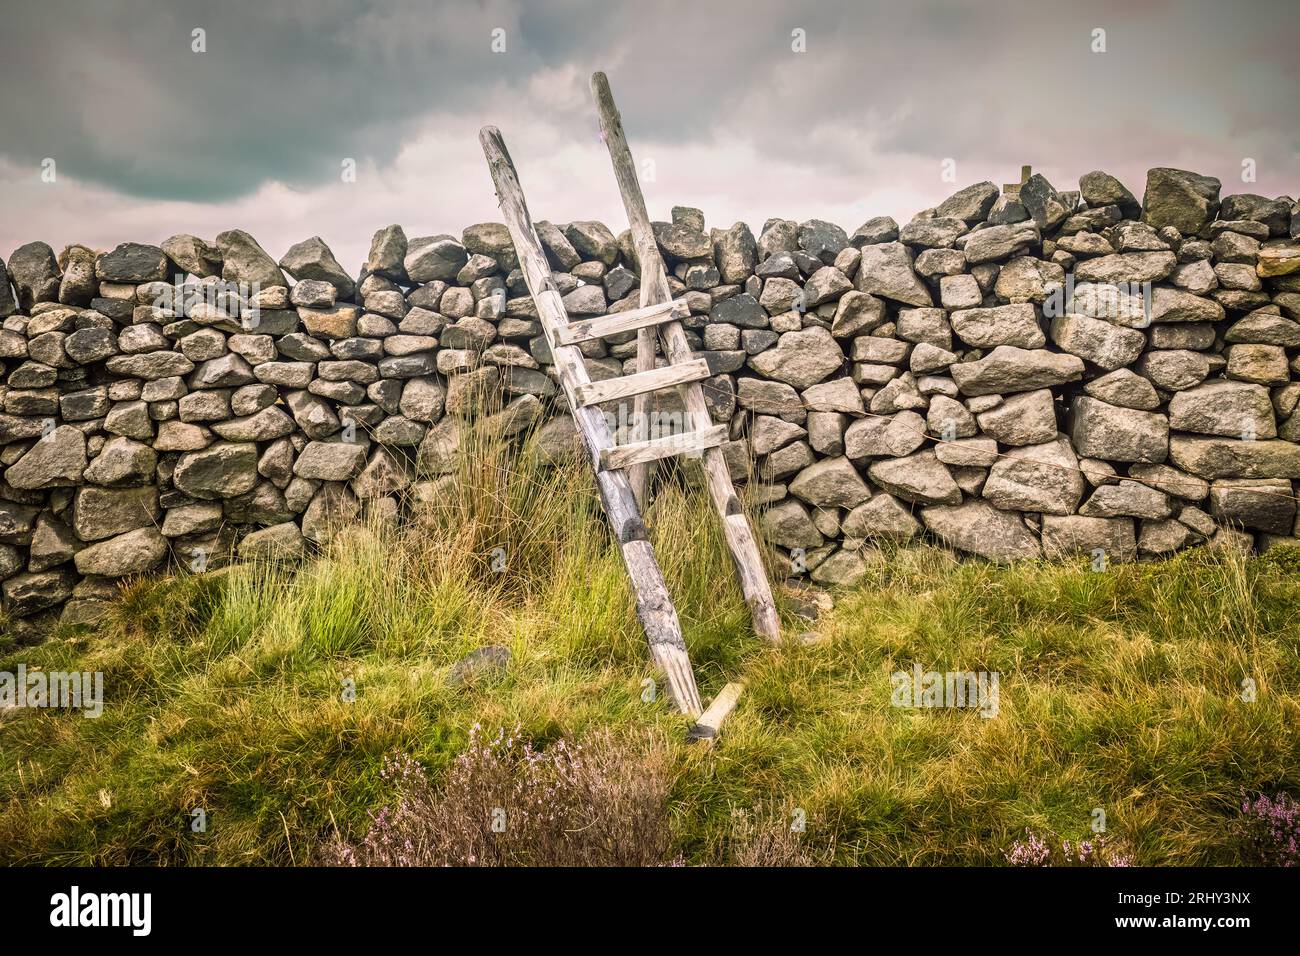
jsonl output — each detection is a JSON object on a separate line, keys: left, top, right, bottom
{"left": 3, "top": 166, "right": 1300, "bottom": 629}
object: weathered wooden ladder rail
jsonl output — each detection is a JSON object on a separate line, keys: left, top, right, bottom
{"left": 478, "top": 72, "right": 779, "bottom": 727}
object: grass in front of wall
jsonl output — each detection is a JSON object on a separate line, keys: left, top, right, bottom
{"left": 1, "top": 430, "right": 1297, "bottom": 865}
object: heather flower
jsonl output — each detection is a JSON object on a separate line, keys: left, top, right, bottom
{"left": 1238, "top": 791, "right": 1300, "bottom": 866}
{"left": 1005, "top": 828, "right": 1132, "bottom": 867}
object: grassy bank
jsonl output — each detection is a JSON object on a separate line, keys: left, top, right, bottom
{"left": 1, "top": 437, "right": 1298, "bottom": 865}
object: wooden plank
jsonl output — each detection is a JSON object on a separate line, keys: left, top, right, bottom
{"left": 591, "top": 71, "right": 781, "bottom": 644}
{"left": 554, "top": 299, "right": 688, "bottom": 346}
{"left": 479, "top": 125, "right": 703, "bottom": 718}
{"left": 573, "top": 358, "right": 710, "bottom": 408}
{"left": 600, "top": 424, "right": 729, "bottom": 472}
{"left": 686, "top": 681, "right": 745, "bottom": 743}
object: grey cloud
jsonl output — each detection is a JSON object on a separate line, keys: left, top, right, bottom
{"left": 0, "top": 0, "right": 1297, "bottom": 208}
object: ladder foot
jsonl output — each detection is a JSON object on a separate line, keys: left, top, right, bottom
{"left": 651, "top": 642, "right": 703, "bottom": 718}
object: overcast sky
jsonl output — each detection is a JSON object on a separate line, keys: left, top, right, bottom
{"left": 1, "top": 0, "right": 1297, "bottom": 275}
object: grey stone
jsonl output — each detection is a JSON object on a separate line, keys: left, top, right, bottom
{"left": 301, "top": 483, "right": 360, "bottom": 544}
{"left": 153, "top": 420, "right": 211, "bottom": 451}
{"left": 211, "top": 406, "right": 296, "bottom": 442}
{"left": 239, "top": 521, "right": 306, "bottom": 560}
{"left": 789, "top": 456, "right": 870, "bottom": 508}
{"left": 1040, "top": 515, "right": 1137, "bottom": 561}
{"left": 1226, "top": 344, "right": 1289, "bottom": 386}
{"left": 28, "top": 515, "right": 82, "bottom": 572}
{"left": 653, "top": 221, "right": 711, "bottom": 260}
{"left": 2, "top": 569, "right": 77, "bottom": 616}
{"left": 935, "top": 182, "right": 1000, "bottom": 222}
{"left": 934, "top": 437, "right": 998, "bottom": 468}
{"left": 950, "top": 346, "right": 1084, "bottom": 396}
{"left": 1208, "top": 478, "right": 1295, "bottom": 534}
{"left": 1019, "top": 173, "right": 1071, "bottom": 230}
{"left": 922, "top": 500, "right": 1041, "bottom": 562}
{"left": 255, "top": 361, "right": 315, "bottom": 389}
{"left": 961, "top": 223, "right": 1038, "bottom": 265}
{"left": 715, "top": 222, "right": 758, "bottom": 284}
{"left": 1225, "top": 311, "right": 1300, "bottom": 347}
{"left": 841, "top": 493, "right": 921, "bottom": 541}
{"left": 851, "top": 216, "right": 899, "bottom": 246}
{"left": 161, "top": 502, "right": 223, "bottom": 538}
{"left": 939, "top": 274, "right": 981, "bottom": 309}
{"left": 7, "top": 242, "right": 61, "bottom": 310}
{"left": 1050, "top": 313, "right": 1145, "bottom": 370}
{"left": 797, "top": 219, "right": 850, "bottom": 263}
{"left": 563, "top": 221, "right": 619, "bottom": 266}
{"left": 899, "top": 217, "right": 966, "bottom": 249}
{"left": 1135, "top": 350, "right": 1210, "bottom": 392}
{"left": 844, "top": 411, "right": 926, "bottom": 459}
{"left": 804, "top": 267, "right": 852, "bottom": 306}
{"left": 294, "top": 441, "right": 367, "bottom": 481}
{"left": 404, "top": 236, "right": 468, "bottom": 284}
{"left": 1149, "top": 287, "right": 1225, "bottom": 324}
{"left": 855, "top": 242, "right": 932, "bottom": 306}
{"left": 1079, "top": 171, "right": 1140, "bottom": 218}
{"left": 105, "top": 351, "right": 194, "bottom": 380}
{"left": 95, "top": 243, "right": 167, "bottom": 282}
{"left": 1142, "top": 167, "right": 1221, "bottom": 233}
{"left": 71, "top": 485, "right": 159, "bottom": 541}
{"left": 760, "top": 499, "right": 823, "bottom": 550}
{"left": 893, "top": 308, "right": 950, "bottom": 350}
{"left": 351, "top": 446, "right": 411, "bottom": 498}
{"left": 366, "top": 224, "right": 409, "bottom": 281}
{"left": 868, "top": 450, "right": 962, "bottom": 505}
{"left": 162, "top": 234, "right": 222, "bottom": 278}
{"left": 809, "top": 549, "right": 868, "bottom": 586}
{"left": 749, "top": 327, "right": 844, "bottom": 389}
{"left": 1139, "top": 518, "right": 1198, "bottom": 555}
{"left": 4, "top": 425, "right": 86, "bottom": 488}
{"left": 977, "top": 389, "right": 1058, "bottom": 445}
{"left": 1084, "top": 368, "right": 1160, "bottom": 410}
{"left": 174, "top": 442, "right": 260, "bottom": 499}
{"left": 1070, "top": 396, "right": 1168, "bottom": 463}
{"left": 57, "top": 245, "right": 97, "bottom": 305}
{"left": 951, "top": 303, "right": 1045, "bottom": 349}
{"left": 1079, "top": 480, "right": 1173, "bottom": 519}
{"left": 1168, "top": 381, "right": 1275, "bottom": 439}
{"left": 983, "top": 434, "right": 1084, "bottom": 515}
{"left": 278, "top": 238, "right": 351, "bottom": 297}
{"left": 74, "top": 527, "right": 168, "bottom": 577}
{"left": 1169, "top": 436, "right": 1300, "bottom": 479}
{"left": 83, "top": 436, "right": 156, "bottom": 485}
{"left": 215, "top": 229, "right": 287, "bottom": 287}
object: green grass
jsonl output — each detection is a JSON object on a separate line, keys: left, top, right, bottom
{"left": 1, "top": 435, "right": 1298, "bottom": 865}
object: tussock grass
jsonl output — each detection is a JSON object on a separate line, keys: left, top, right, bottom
{"left": 1, "top": 430, "right": 1297, "bottom": 865}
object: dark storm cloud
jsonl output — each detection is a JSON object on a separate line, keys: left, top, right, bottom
{"left": 0, "top": 0, "right": 591, "bottom": 200}
{"left": 0, "top": 0, "right": 1296, "bottom": 208}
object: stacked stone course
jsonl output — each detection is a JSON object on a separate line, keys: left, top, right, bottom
{"left": 2, "top": 166, "right": 1299, "bottom": 628}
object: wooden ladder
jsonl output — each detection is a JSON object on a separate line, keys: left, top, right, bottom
{"left": 478, "top": 73, "right": 780, "bottom": 720}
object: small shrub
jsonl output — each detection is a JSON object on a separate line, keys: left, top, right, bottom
{"left": 1238, "top": 791, "right": 1300, "bottom": 866}
{"left": 722, "top": 804, "right": 827, "bottom": 866}
{"left": 319, "top": 726, "right": 677, "bottom": 866}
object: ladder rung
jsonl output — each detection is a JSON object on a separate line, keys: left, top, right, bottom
{"left": 553, "top": 299, "right": 689, "bottom": 346}
{"left": 572, "top": 358, "right": 711, "bottom": 407}
{"left": 600, "top": 424, "right": 729, "bottom": 471}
